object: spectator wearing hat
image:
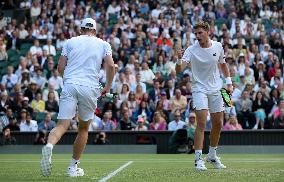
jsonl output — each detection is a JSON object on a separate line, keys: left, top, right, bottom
{"left": 253, "top": 61, "right": 268, "bottom": 82}
{"left": 20, "top": 112, "right": 38, "bottom": 132}
{"left": 18, "top": 69, "right": 31, "bottom": 90}
{"left": 134, "top": 117, "right": 148, "bottom": 131}
{"left": 20, "top": 96, "right": 34, "bottom": 116}
{"left": 32, "top": 66, "right": 47, "bottom": 90}
{"left": 168, "top": 110, "right": 186, "bottom": 131}
{"left": 24, "top": 79, "right": 41, "bottom": 102}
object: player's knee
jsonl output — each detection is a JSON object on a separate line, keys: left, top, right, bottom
{"left": 196, "top": 122, "right": 206, "bottom": 131}
{"left": 78, "top": 123, "right": 89, "bottom": 132}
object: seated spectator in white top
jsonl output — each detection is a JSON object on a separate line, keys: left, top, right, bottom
{"left": 20, "top": 112, "right": 38, "bottom": 132}
{"left": 48, "top": 69, "right": 63, "bottom": 90}
{"left": 140, "top": 62, "right": 155, "bottom": 85}
{"left": 19, "top": 24, "right": 29, "bottom": 39}
{"left": 56, "top": 33, "right": 67, "bottom": 50}
{"left": 130, "top": 72, "right": 146, "bottom": 92}
{"left": 29, "top": 39, "right": 43, "bottom": 57}
{"left": 43, "top": 39, "right": 56, "bottom": 56}
{"left": 168, "top": 110, "right": 186, "bottom": 131}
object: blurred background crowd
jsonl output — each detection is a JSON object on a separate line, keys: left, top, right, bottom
{"left": 0, "top": 0, "right": 283, "bottom": 142}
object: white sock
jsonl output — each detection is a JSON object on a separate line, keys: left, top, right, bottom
{"left": 46, "top": 143, "right": 53, "bottom": 149}
{"left": 208, "top": 146, "right": 217, "bottom": 157}
{"left": 70, "top": 158, "right": 79, "bottom": 168}
{"left": 195, "top": 150, "right": 202, "bottom": 161}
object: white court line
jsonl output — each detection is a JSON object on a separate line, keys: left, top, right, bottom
{"left": 1, "top": 159, "right": 283, "bottom": 163}
{"left": 96, "top": 161, "right": 133, "bottom": 182}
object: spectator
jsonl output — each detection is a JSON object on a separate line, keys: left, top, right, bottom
{"left": 29, "top": 39, "right": 43, "bottom": 58}
{"left": 252, "top": 91, "right": 268, "bottom": 130}
{"left": 168, "top": 110, "right": 186, "bottom": 131}
{"left": 5, "top": 116, "right": 20, "bottom": 131}
{"left": 20, "top": 112, "right": 38, "bottom": 132}
{"left": 45, "top": 91, "right": 59, "bottom": 113}
{"left": 0, "top": 127, "right": 16, "bottom": 145}
{"left": 223, "top": 116, "right": 243, "bottom": 131}
{"left": 97, "top": 111, "right": 116, "bottom": 131}
{"left": 149, "top": 111, "right": 167, "bottom": 130}
{"left": 31, "top": 93, "right": 45, "bottom": 113}
{"left": 130, "top": 72, "right": 146, "bottom": 93}
{"left": 140, "top": 62, "right": 155, "bottom": 85}
{"left": 118, "top": 111, "right": 136, "bottom": 130}
{"left": 43, "top": 39, "right": 56, "bottom": 56}
{"left": 1, "top": 66, "right": 18, "bottom": 92}
{"left": 170, "top": 89, "right": 187, "bottom": 115}
{"left": 48, "top": 69, "right": 63, "bottom": 91}
{"left": 34, "top": 130, "right": 47, "bottom": 145}
{"left": 38, "top": 112, "right": 56, "bottom": 131}
{"left": 273, "top": 108, "right": 284, "bottom": 129}
{"left": 134, "top": 117, "right": 148, "bottom": 131}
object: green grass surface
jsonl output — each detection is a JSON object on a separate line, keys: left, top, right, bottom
{"left": 0, "top": 154, "right": 283, "bottom": 182}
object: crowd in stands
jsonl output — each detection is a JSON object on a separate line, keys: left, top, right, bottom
{"left": 0, "top": 0, "right": 284, "bottom": 139}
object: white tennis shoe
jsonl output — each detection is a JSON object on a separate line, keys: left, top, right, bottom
{"left": 67, "top": 162, "right": 85, "bottom": 177}
{"left": 40, "top": 145, "right": 53, "bottom": 176}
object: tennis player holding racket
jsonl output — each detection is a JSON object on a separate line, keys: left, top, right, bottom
{"left": 176, "top": 21, "right": 233, "bottom": 171}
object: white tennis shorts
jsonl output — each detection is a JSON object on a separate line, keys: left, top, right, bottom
{"left": 192, "top": 91, "right": 224, "bottom": 113}
{"left": 57, "top": 83, "right": 100, "bottom": 121}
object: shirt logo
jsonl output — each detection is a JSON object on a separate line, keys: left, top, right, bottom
{"left": 213, "top": 53, "right": 217, "bottom": 56}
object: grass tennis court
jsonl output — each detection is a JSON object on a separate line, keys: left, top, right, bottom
{"left": 0, "top": 154, "right": 283, "bottom": 182}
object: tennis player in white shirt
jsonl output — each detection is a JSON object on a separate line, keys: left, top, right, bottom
{"left": 40, "top": 18, "right": 115, "bottom": 177}
{"left": 176, "top": 21, "right": 233, "bottom": 171}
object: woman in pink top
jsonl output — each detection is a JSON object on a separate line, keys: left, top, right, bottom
{"left": 150, "top": 111, "right": 167, "bottom": 130}
{"left": 223, "top": 116, "right": 243, "bottom": 131}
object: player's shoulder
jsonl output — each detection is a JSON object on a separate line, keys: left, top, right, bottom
{"left": 185, "top": 42, "right": 199, "bottom": 52}
{"left": 212, "top": 40, "right": 223, "bottom": 48}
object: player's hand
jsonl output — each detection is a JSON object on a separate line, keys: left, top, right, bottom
{"left": 177, "top": 49, "right": 185, "bottom": 59}
{"left": 226, "top": 84, "right": 233, "bottom": 94}
{"left": 101, "top": 85, "right": 111, "bottom": 97}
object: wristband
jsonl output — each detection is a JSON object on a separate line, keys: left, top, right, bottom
{"left": 177, "top": 59, "right": 182, "bottom": 65}
{"left": 225, "top": 77, "right": 232, "bottom": 85}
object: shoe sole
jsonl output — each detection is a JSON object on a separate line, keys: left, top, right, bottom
{"left": 40, "top": 146, "right": 52, "bottom": 176}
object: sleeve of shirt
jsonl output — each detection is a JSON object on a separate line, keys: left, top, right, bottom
{"left": 182, "top": 48, "right": 192, "bottom": 63}
{"left": 103, "top": 42, "right": 112, "bottom": 58}
{"left": 218, "top": 44, "right": 226, "bottom": 64}
{"left": 61, "top": 40, "right": 69, "bottom": 57}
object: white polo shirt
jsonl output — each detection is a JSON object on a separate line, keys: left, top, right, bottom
{"left": 182, "top": 40, "right": 225, "bottom": 93}
{"left": 61, "top": 35, "right": 112, "bottom": 88}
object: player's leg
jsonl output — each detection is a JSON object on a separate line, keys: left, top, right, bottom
{"left": 67, "top": 118, "right": 91, "bottom": 177}
{"left": 67, "top": 85, "right": 99, "bottom": 177}
{"left": 192, "top": 92, "right": 208, "bottom": 171}
{"left": 41, "top": 84, "right": 77, "bottom": 176}
{"left": 206, "top": 92, "right": 226, "bottom": 169}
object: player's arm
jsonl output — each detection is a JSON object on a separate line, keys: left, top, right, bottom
{"left": 103, "top": 55, "right": 115, "bottom": 91}
{"left": 220, "top": 63, "right": 233, "bottom": 92}
{"left": 175, "top": 49, "right": 190, "bottom": 73}
{"left": 58, "top": 56, "right": 67, "bottom": 77}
